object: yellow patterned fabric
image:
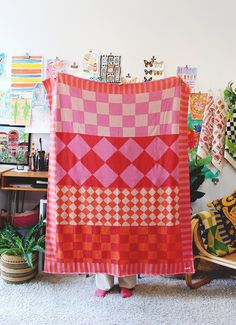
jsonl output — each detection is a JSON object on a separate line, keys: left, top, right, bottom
{"left": 195, "top": 210, "right": 236, "bottom": 257}
{"left": 212, "top": 193, "right": 236, "bottom": 227}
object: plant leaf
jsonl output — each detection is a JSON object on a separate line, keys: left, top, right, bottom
{"left": 23, "top": 253, "right": 33, "bottom": 268}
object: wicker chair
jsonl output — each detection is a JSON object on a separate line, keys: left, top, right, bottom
{"left": 185, "top": 218, "right": 236, "bottom": 289}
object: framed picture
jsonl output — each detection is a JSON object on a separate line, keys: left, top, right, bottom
{"left": 0, "top": 124, "right": 31, "bottom": 165}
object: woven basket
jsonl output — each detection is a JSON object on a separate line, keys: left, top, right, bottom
{"left": 0, "top": 253, "right": 38, "bottom": 284}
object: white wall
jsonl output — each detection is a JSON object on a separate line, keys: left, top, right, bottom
{"left": 1, "top": 0, "right": 236, "bottom": 212}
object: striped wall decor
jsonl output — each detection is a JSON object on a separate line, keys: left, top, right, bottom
{"left": 11, "top": 56, "right": 43, "bottom": 92}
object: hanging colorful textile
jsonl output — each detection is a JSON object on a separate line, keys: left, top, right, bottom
{"left": 212, "top": 98, "right": 227, "bottom": 170}
{"left": 197, "top": 95, "right": 227, "bottom": 171}
{"left": 224, "top": 106, "right": 236, "bottom": 169}
{"left": 43, "top": 74, "right": 194, "bottom": 276}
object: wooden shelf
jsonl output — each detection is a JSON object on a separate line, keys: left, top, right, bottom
{"left": 1, "top": 170, "right": 48, "bottom": 192}
{"left": 1, "top": 186, "right": 47, "bottom": 192}
{"left": 2, "top": 170, "right": 48, "bottom": 178}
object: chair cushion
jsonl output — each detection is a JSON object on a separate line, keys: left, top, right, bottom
{"left": 195, "top": 210, "right": 236, "bottom": 256}
{"left": 209, "top": 190, "right": 236, "bottom": 243}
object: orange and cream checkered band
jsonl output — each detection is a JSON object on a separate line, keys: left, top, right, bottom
{"left": 56, "top": 186, "right": 180, "bottom": 226}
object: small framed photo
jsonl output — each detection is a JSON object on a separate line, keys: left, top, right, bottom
{"left": 0, "top": 124, "right": 31, "bottom": 165}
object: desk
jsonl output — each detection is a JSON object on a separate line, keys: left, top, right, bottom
{"left": 1, "top": 170, "right": 48, "bottom": 216}
{"left": 1, "top": 170, "right": 48, "bottom": 192}
{"left": 0, "top": 166, "right": 14, "bottom": 179}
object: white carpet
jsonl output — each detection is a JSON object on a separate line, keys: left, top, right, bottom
{"left": 0, "top": 273, "right": 235, "bottom": 325}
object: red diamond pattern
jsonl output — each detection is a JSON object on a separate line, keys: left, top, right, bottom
{"left": 80, "top": 150, "right": 104, "bottom": 173}
{"left": 133, "top": 151, "right": 155, "bottom": 174}
{"left": 55, "top": 134, "right": 179, "bottom": 188}
{"left": 106, "top": 151, "right": 130, "bottom": 174}
{"left": 157, "top": 149, "right": 179, "bottom": 173}
{"left": 57, "top": 147, "right": 78, "bottom": 172}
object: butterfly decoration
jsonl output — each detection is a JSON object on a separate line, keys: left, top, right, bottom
{"left": 144, "top": 77, "right": 152, "bottom": 82}
{"left": 153, "top": 70, "right": 163, "bottom": 76}
{"left": 144, "top": 60, "right": 153, "bottom": 67}
{"left": 153, "top": 60, "right": 164, "bottom": 68}
{"left": 143, "top": 56, "right": 165, "bottom": 81}
{"left": 144, "top": 69, "right": 152, "bottom": 75}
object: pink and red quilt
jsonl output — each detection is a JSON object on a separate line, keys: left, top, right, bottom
{"left": 43, "top": 74, "right": 194, "bottom": 275}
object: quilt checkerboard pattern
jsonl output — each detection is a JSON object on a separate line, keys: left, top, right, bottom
{"left": 225, "top": 110, "right": 236, "bottom": 169}
{"left": 43, "top": 73, "right": 194, "bottom": 275}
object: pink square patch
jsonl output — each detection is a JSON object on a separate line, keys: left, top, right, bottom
{"left": 148, "top": 113, "right": 160, "bottom": 126}
{"left": 85, "top": 124, "right": 98, "bottom": 135}
{"left": 135, "top": 126, "right": 149, "bottom": 137}
{"left": 149, "top": 91, "right": 162, "bottom": 101}
{"left": 110, "top": 127, "right": 123, "bottom": 137}
{"left": 62, "top": 121, "right": 73, "bottom": 132}
{"left": 96, "top": 92, "right": 109, "bottom": 103}
{"left": 73, "top": 110, "right": 84, "bottom": 123}
{"left": 84, "top": 100, "right": 97, "bottom": 113}
{"left": 136, "top": 103, "right": 149, "bottom": 114}
{"left": 97, "top": 114, "right": 110, "bottom": 126}
{"left": 122, "top": 94, "right": 135, "bottom": 104}
{"left": 123, "top": 115, "right": 135, "bottom": 127}
{"left": 60, "top": 94, "right": 71, "bottom": 108}
{"left": 109, "top": 103, "right": 122, "bottom": 115}
{"left": 70, "top": 86, "right": 82, "bottom": 98}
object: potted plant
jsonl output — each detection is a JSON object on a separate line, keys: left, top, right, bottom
{"left": 0, "top": 217, "right": 45, "bottom": 284}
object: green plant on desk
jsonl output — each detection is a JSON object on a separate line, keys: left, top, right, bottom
{"left": 0, "top": 216, "right": 45, "bottom": 268}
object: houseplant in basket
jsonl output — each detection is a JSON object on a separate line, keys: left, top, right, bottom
{"left": 0, "top": 216, "right": 45, "bottom": 284}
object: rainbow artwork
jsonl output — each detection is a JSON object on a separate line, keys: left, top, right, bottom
{"left": 11, "top": 55, "right": 43, "bottom": 92}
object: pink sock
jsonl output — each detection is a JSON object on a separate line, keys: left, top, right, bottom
{"left": 95, "top": 289, "right": 108, "bottom": 297}
{"left": 120, "top": 287, "right": 133, "bottom": 298}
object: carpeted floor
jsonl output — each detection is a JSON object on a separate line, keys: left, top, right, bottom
{"left": 0, "top": 273, "right": 235, "bottom": 325}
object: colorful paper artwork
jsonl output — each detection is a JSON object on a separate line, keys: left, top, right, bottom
{"left": 177, "top": 66, "right": 197, "bottom": 92}
{"left": 46, "top": 58, "right": 68, "bottom": 79}
{"left": 0, "top": 53, "right": 6, "bottom": 81}
{"left": 11, "top": 55, "right": 43, "bottom": 92}
{"left": 32, "top": 83, "right": 48, "bottom": 110}
{"left": 144, "top": 57, "right": 164, "bottom": 81}
{"left": 10, "top": 94, "right": 32, "bottom": 126}
{"left": 83, "top": 51, "right": 99, "bottom": 77}
{"left": 25, "top": 108, "right": 50, "bottom": 133}
{"left": 190, "top": 93, "right": 208, "bottom": 120}
{"left": 68, "top": 62, "right": 80, "bottom": 77}
{"left": 120, "top": 74, "right": 139, "bottom": 83}
{"left": 0, "top": 124, "right": 30, "bottom": 165}
{"left": 0, "top": 90, "right": 11, "bottom": 124}
{"left": 100, "top": 54, "right": 121, "bottom": 83}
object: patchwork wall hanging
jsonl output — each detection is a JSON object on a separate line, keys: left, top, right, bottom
{"left": 190, "top": 92, "right": 208, "bottom": 120}
{"left": 197, "top": 95, "right": 227, "bottom": 171}
{"left": 100, "top": 54, "right": 121, "bottom": 83}
{"left": 224, "top": 108, "right": 236, "bottom": 169}
{"left": 43, "top": 73, "right": 194, "bottom": 276}
{"left": 224, "top": 83, "right": 236, "bottom": 169}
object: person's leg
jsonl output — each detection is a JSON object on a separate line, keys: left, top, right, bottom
{"left": 118, "top": 275, "right": 136, "bottom": 298}
{"left": 95, "top": 274, "right": 114, "bottom": 297}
